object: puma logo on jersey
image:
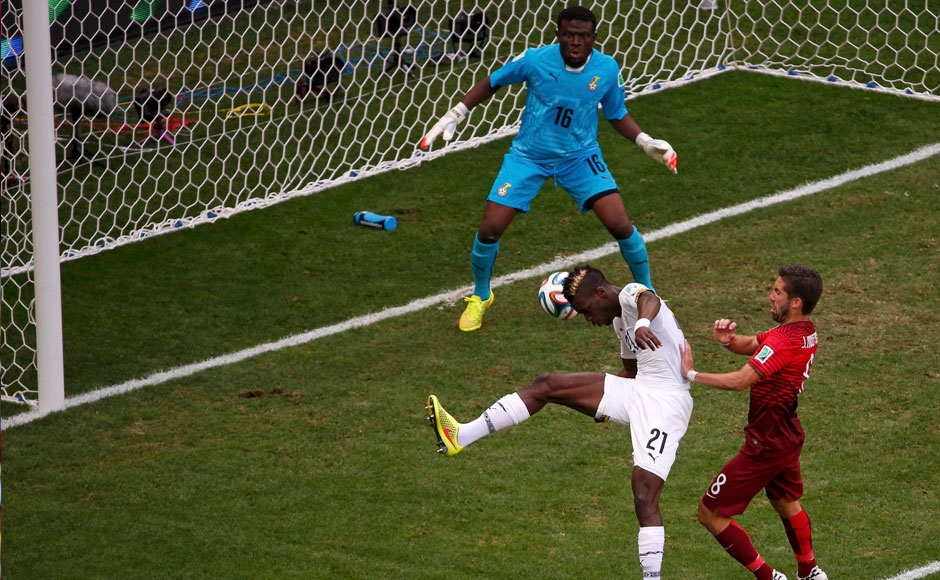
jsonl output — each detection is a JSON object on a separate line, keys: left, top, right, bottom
{"left": 497, "top": 182, "right": 511, "bottom": 196}
{"left": 588, "top": 76, "right": 600, "bottom": 91}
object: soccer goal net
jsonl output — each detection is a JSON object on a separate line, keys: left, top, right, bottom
{"left": 2, "top": 0, "right": 938, "bottom": 407}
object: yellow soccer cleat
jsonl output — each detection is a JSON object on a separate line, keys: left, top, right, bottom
{"left": 426, "top": 395, "right": 463, "bottom": 456}
{"left": 458, "top": 292, "right": 495, "bottom": 332}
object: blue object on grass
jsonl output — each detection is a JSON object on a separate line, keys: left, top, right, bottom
{"left": 354, "top": 211, "right": 397, "bottom": 231}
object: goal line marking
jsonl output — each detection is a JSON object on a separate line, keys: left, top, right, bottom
{"left": 885, "top": 562, "right": 940, "bottom": 580}
{"left": 6, "top": 141, "right": 939, "bottom": 430}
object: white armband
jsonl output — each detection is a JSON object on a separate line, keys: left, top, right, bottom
{"left": 686, "top": 370, "right": 698, "bottom": 383}
{"left": 634, "top": 318, "right": 651, "bottom": 331}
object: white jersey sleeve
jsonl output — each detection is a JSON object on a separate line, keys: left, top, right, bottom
{"left": 612, "top": 284, "right": 689, "bottom": 390}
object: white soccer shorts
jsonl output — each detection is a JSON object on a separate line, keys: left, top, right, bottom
{"left": 595, "top": 374, "right": 693, "bottom": 481}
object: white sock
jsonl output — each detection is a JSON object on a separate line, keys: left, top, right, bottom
{"left": 456, "top": 392, "right": 530, "bottom": 447}
{"left": 638, "top": 526, "right": 665, "bottom": 578}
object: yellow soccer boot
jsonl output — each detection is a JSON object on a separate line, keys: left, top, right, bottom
{"left": 426, "top": 395, "right": 463, "bottom": 456}
{"left": 458, "top": 291, "right": 494, "bottom": 332}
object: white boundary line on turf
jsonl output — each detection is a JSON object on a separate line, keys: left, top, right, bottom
{"left": 6, "top": 141, "right": 940, "bottom": 430}
{"left": 886, "top": 562, "right": 940, "bottom": 580}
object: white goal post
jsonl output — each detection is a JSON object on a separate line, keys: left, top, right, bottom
{"left": 2, "top": 0, "right": 938, "bottom": 409}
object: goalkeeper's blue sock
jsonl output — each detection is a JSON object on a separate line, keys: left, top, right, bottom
{"left": 471, "top": 234, "right": 499, "bottom": 300}
{"left": 617, "top": 228, "right": 654, "bottom": 291}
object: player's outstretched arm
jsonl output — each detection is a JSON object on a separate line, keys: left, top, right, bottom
{"left": 680, "top": 340, "right": 760, "bottom": 391}
{"left": 608, "top": 114, "right": 677, "bottom": 174}
{"left": 420, "top": 77, "right": 500, "bottom": 150}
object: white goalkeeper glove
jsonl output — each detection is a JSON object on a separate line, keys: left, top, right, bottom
{"left": 420, "top": 103, "right": 469, "bottom": 150}
{"left": 635, "top": 132, "right": 678, "bottom": 174}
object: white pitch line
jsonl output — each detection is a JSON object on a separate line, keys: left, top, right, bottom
{"left": 885, "top": 562, "right": 940, "bottom": 580}
{"left": 6, "top": 141, "right": 940, "bottom": 430}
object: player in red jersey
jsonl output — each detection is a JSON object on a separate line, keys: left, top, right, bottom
{"left": 680, "top": 265, "right": 826, "bottom": 580}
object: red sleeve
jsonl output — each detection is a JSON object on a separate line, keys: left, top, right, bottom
{"left": 748, "top": 331, "right": 791, "bottom": 379}
{"left": 755, "top": 329, "right": 770, "bottom": 346}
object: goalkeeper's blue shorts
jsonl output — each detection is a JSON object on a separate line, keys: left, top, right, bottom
{"left": 486, "top": 146, "right": 620, "bottom": 213}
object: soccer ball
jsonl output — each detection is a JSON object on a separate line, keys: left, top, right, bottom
{"left": 538, "top": 271, "right": 578, "bottom": 319}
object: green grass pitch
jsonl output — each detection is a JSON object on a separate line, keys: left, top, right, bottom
{"left": 3, "top": 70, "right": 940, "bottom": 579}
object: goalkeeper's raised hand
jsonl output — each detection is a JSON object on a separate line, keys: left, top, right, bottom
{"left": 420, "top": 103, "right": 469, "bottom": 150}
{"left": 635, "top": 132, "right": 678, "bottom": 174}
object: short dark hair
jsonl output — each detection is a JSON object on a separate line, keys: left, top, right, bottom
{"left": 557, "top": 5, "right": 597, "bottom": 31}
{"left": 562, "top": 264, "right": 606, "bottom": 304}
{"left": 779, "top": 264, "right": 823, "bottom": 315}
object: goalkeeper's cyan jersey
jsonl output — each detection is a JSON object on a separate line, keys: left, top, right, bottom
{"left": 489, "top": 44, "right": 627, "bottom": 161}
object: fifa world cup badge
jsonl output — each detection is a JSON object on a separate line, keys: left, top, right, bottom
{"left": 755, "top": 345, "right": 775, "bottom": 364}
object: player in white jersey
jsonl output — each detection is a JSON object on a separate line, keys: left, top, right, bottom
{"left": 426, "top": 265, "right": 693, "bottom": 579}
{"left": 419, "top": 5, "right": 678, "bottom": 332}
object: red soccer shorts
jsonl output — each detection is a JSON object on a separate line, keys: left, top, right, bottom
{"left": 701, "top": 447, "right": 804, "bottom": 516}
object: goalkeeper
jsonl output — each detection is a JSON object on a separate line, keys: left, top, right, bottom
{"left": 420, "top": 5, "right": 678, "bottom": 332}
